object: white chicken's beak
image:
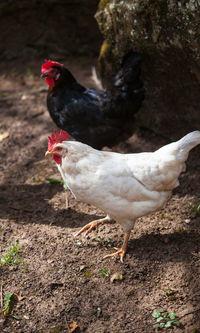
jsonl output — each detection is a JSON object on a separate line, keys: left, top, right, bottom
{"left": 45, "top": 151, "right": 53, "bottom": 157}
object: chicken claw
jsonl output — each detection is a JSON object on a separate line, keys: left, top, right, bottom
{"left": 103, "top": 231, "right": 131, "bottom": 263}
{"left": 103, "top": 248, "right": 126, "bottom": 263}
{"left": 74, "top": 215, "right": 111, "bottom": 237}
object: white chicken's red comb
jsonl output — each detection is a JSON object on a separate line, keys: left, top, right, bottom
{"left": 41, "top": 60, "right": 64, "bottom": 73}
{"left": 48, "top": 130, "right": 69, "bottom": 151}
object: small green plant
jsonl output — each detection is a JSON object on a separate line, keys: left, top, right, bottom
{"left": 63, "top": 183, "right": 69, "bottom": 190}
{"left": 46, "top": 178, "right": 68, "bottom": 190}
{"left": 1, "top": 292, "right": 20, "bottom": 320}
{"left": 189, "top": 202, "right": 200, "bottom": 214}
{"left": 99, "top": 268, "right": 109, "bottom": 278}
{"left": 46, "top": 177, "right": 63, "bottom": 184}
{"left": 4, "top": 292, "right": 14, "bottom": 314}
{"left": 0, "top": 242, "right": 21, "bottom": 266}
{"left": 152, "top": 310, "right": 179, "bottom": 329}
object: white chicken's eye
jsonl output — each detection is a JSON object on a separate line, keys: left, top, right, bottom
{"left": 56, "top": 147, "right": 62, "bottom": 152}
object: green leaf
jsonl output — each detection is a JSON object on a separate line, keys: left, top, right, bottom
{"left": 46, "top": 178, "right": 62, "bottom": 184}
{"left": 153, "top": 324, "right": 160, "bottom": 329}
{"left": 169, "top": 312, "right": 177, "bottom": 319}
{"left": 2, "top": 242, "right": 20, "bottom": 266}
{"left": 24, "top": 315, "right": 29, "bottom": 319}
{"left": 172, "top": 319, "right": 179, "bottom": 325}
{"left": 159, "top": 322, "right": 165, "bottom": 327}
{"left": 4, "top": 292, "right": 14, "bottom": 313}
{"left": 100, "top": 268, "right": 109, "bottom": 278}
{"left": 165, "top": 321, "right": 172, "bottom": 328}
{"left": 63, "top": 183, "right": 69, "bottom": 190}
{"left": 152, "top": 311, "right": 162, "bottom": 318}
{"left": 12, "top": 315, "right": 20, "bottom": 320}
{"left": 156, "top": 317, "right": 164, "bottom": 322}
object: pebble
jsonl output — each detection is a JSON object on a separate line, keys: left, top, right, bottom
{"left": 185, "top": 219, "right": 190, "bottom": 224}
{"left": 97, "top": 307, "right": 102, "bottom": 318}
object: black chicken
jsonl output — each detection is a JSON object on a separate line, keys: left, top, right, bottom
{"left": 41, "top": 52, "right": 145, "bottom": 149}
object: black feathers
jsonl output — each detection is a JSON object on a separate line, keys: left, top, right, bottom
{"left": 46, "top": 52, "right": 145, "bottom": 149}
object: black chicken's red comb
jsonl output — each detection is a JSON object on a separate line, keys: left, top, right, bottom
{"left": 48, "top": 130, "right": 69, "bottom": 151}
{"left": 41, "top": 60, "right": 64, "bottom": 73}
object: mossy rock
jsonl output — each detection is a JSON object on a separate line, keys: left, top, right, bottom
{"left": 95, "top": 0, "right": 200, "bottom": 139}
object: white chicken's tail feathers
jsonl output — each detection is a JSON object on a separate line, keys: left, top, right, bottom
{"left": 157, "top": 131, "right": 200, "bottom": 161}
{"left": 177, "top": 131, "right": 200, "bottom": 154}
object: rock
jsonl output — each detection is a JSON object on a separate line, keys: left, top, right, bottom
{"left": 95, "top": 0, "right": 200, "bottom": 139}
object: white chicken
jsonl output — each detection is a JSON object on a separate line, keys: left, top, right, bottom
{"left": 46, "top": 130, "right": 200, "bottom": 262}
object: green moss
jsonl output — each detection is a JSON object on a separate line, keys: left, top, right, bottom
{"left": 98, "top": 0, "right": 110, "bottom": 11}
{"left": 82, "top": 268, "right": 94, "bottom": 279}
{"left": 98, "top": 39, "right": 112, "bottom": 60}
{"left": 96, "top": 0, "right": 199, "bottom": 55}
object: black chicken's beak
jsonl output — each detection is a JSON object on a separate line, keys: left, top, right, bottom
{"left": 40, "top": 73, "right": 47, "bottom": 78}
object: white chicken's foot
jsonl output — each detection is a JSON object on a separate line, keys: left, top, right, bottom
{"left": 103, "top": 231, "right": 131, "bottom": 262}
{"left": 74, "top": 215, "right": 112, "bottom": 237}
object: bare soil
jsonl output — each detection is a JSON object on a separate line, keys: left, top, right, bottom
{"left": 0, "top": 57, "right": 200, "bottom": 333}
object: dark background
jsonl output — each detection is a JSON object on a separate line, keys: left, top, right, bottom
{"left": 0, "top": 0, "right": 102, "bottom": 64}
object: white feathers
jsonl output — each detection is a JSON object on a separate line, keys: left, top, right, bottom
{"left": 55, "top": 131, "right": 200, "bottom": 233}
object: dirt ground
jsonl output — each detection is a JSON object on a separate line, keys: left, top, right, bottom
{"left": 0, "top": 56, "right": 200, "bottom": 332}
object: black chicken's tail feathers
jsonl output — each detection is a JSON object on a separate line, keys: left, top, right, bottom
{"left": 105, "top": 51, "right": 145, "bottom": 118}
{"left": 114, "top": 51, "right": 143, "bottom": 90}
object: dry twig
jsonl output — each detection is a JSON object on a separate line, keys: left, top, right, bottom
{"left": 0, "top": 283, "right": 3, "bottom": 309}
{"left": 179, "top": 308, "right": 200, "bottom": 319}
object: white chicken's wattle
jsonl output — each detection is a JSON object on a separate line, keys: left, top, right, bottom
{"left": 46, "top": 130, "right": 200, "bottom": 262}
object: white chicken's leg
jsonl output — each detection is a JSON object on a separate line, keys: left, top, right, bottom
{"left": 103, "top": 231, "right": 131, "bottom": 262}
{"left": 74, "top": 215, "right": 112, "bottom": 237}
{"left": 65, "top": 191, "right": 70, "bottom": 209}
